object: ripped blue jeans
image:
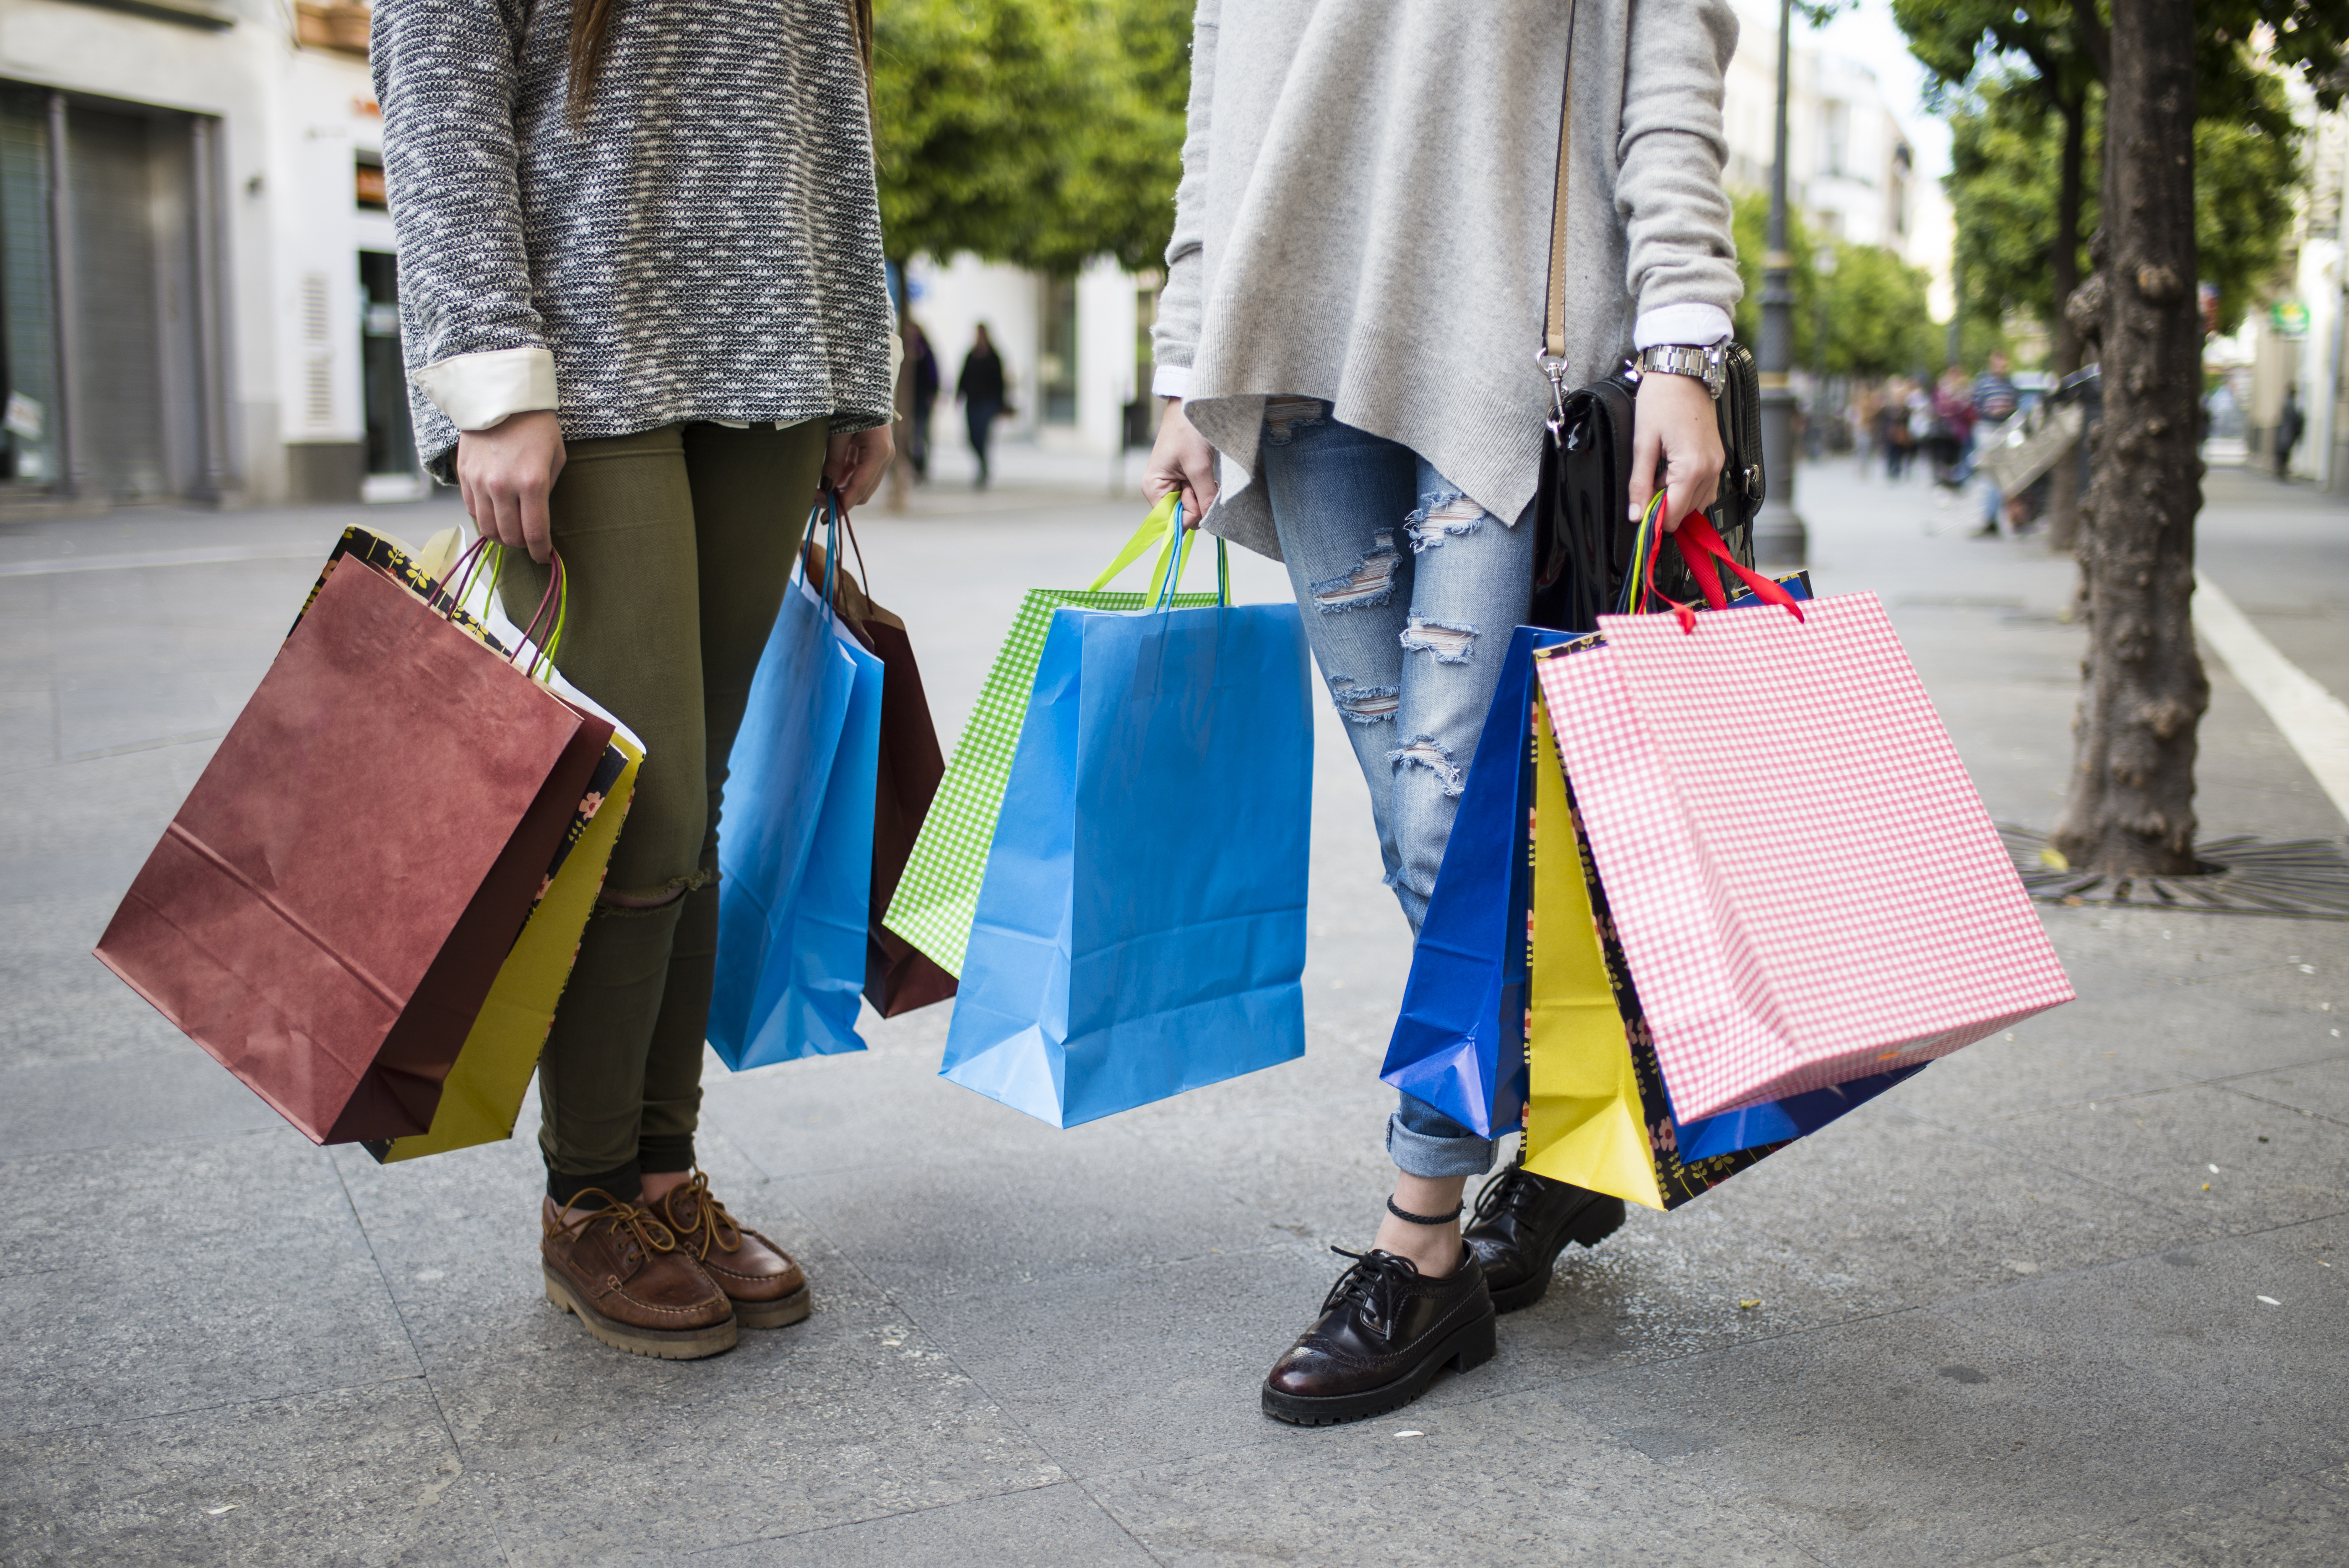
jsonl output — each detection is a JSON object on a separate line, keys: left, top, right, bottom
{"left": 1257, "top": 400, "right": 1534, "bottom": 1180}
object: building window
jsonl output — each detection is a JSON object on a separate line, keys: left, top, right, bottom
{"left": 1040, "top": 273, "right": 1077, "bottom": 425}
{"left": 358, "top": 250, "right": 416, "bottom": 479}
{"left": 0, "top": 83, "right": 226, "bottom": 500}
{"left": 1821, "top": 100, "right": 1850, "bottom": 179}
{"left": 355, "top": 154, "right": 386, "bottom": 211}
{"left": 0, "top": 88, "right": 60, "bottom": 486}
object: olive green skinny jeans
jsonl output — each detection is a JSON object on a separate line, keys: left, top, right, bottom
{"left": 497, "top": 419, "right": 829, "bottom": 1201}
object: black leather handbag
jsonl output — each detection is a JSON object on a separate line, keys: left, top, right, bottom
{"left": 1526, "top": 11, "right": 1766, "bottom": 632}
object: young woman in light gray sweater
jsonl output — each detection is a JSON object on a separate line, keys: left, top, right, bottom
{"left": 1142, "top": 0, "right": 1746, "bottom": 1425}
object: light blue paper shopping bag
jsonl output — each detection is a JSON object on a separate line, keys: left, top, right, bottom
{"left": 940, "top": 507, "right": 1313, "bottom": 1126}
{"left": 710, "top": 499, "right": 883, "bottom": 1069}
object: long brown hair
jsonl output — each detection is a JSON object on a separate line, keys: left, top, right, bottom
{"left": 567, "top": 0, "right": 874, "bottom": 122}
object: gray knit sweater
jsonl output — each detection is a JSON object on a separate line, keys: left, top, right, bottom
{"left": 1154, "top": 0, "right": 1745, "bottom": 560}
{"left": 372, "top": 0, "right": 895, "bottom": 476}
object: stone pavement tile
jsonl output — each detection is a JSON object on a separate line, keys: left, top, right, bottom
{"left": 1981, "top": 1470, "right": 2349, "bottom": 1567}
{"left": 1553, "top": 1238, "right": 2349, "bottom": 1568}
{"left": 778, "top": 1132, "right": 1280, "bottom": 1304}
{"left": 0, "top": 1047, "right": 286, "bottom": 1158}
{"left": 0, "top": 895, "right": 185, "bottom": 1071}
{"left": 1085, "top": 1394, "right": 1818, "bottom": 1568}
{"left": 0, "top": 750, "right": 180, "bottom": 868}
{"left": 1977, "top": 1083, "right": 2349, "bottom": 1235}
{"left": 0, "top": 1132, "right": 419, "bottom": 1439}
{"left": 695, "top": 1480, "right": 1157, "bottom": 1567}
{"left": 0, "top": 688, "right": 47, "bottom": 759}
{"left": 902, "top": 1244, "right": 1361, "bottom": 1479}
{"left": 2251, "top": 1210, "right": 2349, "bottom": 1269}
{"left": 0, "top": 1381, "right": 497, "bottom": 1568}
{"left": 699, "top": 1016, "right": 1077, "bottom": 1181}
{"left": 1687, "top": 1106, "right": 2203, "bottom": 1309}
{"left": 1883, "top": 1025, "right": 2199, "bottom": 1128}
{"left": 330, "top": 1138, "right": 1071, "bottom": 1565}
{"left": 2221, "top": 1055, "right": 2349, "bottom": 1124}
{"left": 453, "top": 1325, "right": 1067, "bottom": 1568}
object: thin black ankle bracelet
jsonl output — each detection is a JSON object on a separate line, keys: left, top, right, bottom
{"left": 1386, "top": 1195, "right": 1464, "bottom": 1226}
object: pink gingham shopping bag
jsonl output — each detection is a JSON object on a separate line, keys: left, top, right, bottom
{"left": 1535, "top": 528, "right": 2072, "bottom": 1123}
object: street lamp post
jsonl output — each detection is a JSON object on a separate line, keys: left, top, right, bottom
{"left": 1754, "top": 0, "right": 1807, "bottom": 567}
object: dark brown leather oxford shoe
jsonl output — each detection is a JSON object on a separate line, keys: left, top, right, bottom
{"left": 1463, "top": 1166, "right": 1625, "bottom": 1314}
{"left": 1261, "top": 1247, "right": 1496, "bottom": 1426}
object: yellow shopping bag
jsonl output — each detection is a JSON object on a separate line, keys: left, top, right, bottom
{"left": 347, "top": 526, "right": 645, "bottom": 1164}
{"left": 1522, "top": 655, "right": 1780, "bottom": 1209}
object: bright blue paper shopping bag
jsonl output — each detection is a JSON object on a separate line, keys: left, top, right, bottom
{"left": 1380, "top": 625, "right": 1577, "bottom": 1139}
{"left": 940, "top": 507, "right": 1313, "bottom": 1126}
{"left": 710, "top": 501, "right": 884, "bottom": 1069}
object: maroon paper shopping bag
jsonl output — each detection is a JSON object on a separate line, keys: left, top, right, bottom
{"left": 96, "top": 555, "right": 611, "bottom": 1144}
{"left": 812, "top": 541, "right": 958, "bottom": 1017}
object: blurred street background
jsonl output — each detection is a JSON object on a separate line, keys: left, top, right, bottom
{"left": 5, "top": 0, "right": 2349, "bottom": 1563}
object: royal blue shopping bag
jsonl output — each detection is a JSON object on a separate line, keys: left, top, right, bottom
{"left": 710, "top": 499, "right": 884, "bottom": 1069}
{"left": 940, "top": 507, "right": 1313, "bottom": 1126}
{"left": 1379, "top": 625, "right": 1578, "bottom": 1139}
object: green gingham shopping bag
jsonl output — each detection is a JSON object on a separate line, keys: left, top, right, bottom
{"left": 887, "top": 494, "right": 1222, "bottom": 976}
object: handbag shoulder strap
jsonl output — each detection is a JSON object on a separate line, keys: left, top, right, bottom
{"left": 1543, "top": 0, "right": 1581, "bottom": 400}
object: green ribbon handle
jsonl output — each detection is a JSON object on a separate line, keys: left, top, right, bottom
{"left": 1087, "top": 492, "right": 1231, "bottom": 609}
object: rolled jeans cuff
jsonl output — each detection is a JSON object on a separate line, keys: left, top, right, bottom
{"left": 1387, "top": 1095, "right": 1498, "bottom": 1179}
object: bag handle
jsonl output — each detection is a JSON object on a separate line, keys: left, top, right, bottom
{"left": 437, "top": 535, "right": 571, "bottom": 679}
{"left": 799, "top": 489, "right": 845, "bottom": 616}
{"left": 1631, "top": 494, "right": 1803, "bottom": 633}
{"left": 1089, "top": 492, "right": 1232, "bottom": 609}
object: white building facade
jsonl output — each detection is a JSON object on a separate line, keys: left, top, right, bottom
{"left": 0, "top": 0, "right": 415, "bottom": 513}
{"left": 903, "top": 251, "right": 1152, "bottom": 478}
{"left": 1721, "top": 3, "right": 1955, "bottom": 313}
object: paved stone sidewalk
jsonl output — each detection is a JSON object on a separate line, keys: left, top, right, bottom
{"left": 2, "top": 463, "right": 2345, "bottom": 1565}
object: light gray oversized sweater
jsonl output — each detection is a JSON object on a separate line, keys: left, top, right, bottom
{"left": 1152, "top": 0, "right": 1746, "bottom": 561}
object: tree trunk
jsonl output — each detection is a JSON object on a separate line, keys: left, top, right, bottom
{"left": 2044, "top": 93, "right": 2089, "bottom": 555}
{"left": 2048, "top": 0, "right": 2207, "bottom": 876}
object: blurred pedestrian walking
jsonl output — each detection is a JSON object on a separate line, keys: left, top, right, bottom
{"left": 1878, "top": 381, "right": 1917, "bottom": 479}
{"left": 905, "top": 317, "right": 940, "bottom": 481}
{"left": 2278, "top": 383, "right": 2305, "bottom": 481}
{"left": 1143, "top": 0, "right": 1740, "bottom": 1427}
{"left": 1929, "top": 366, "right": 1975, "bottom": 491}
{"left": 1969, "top": 351, "right": 2019, "bottom": 537}
{"left": 957, "top": 325, "right": 1007, "bottom": 488}
{"left": 375, "top": 0, "right": 895, "bottom": 1361}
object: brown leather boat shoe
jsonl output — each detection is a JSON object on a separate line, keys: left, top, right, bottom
{"left": 655, "top": 1170, "right": 810, "bottom": 1329}
{"left": 541, "top": 1189, "right": 738, "bottom": 1359}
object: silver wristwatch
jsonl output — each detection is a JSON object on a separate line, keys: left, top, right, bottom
{"left": 1634, "top": 343, "right": 1728, "bottom": 398}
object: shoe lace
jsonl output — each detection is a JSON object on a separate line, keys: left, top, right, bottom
{"left": 546, "top": 1188, "right": 679, "bottom": 1262}
{"left": 661, "top": 1170, "right": 743, "bottom": 1262}
{"left": 1320, "top": 1247, "right": 1420, "bottom": 1325}
{"left": 1472, "top": 1165, "right": 1540, "bottom": 1227}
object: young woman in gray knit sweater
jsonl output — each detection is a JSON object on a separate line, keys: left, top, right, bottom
{"left": 375, "top": 0, "right": 895, "bottom": 1360}
{"left": 1142, "top": 0, "right": 1746, "bottom": 1424}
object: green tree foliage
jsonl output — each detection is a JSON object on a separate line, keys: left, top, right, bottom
{"left": 1948, "top": 70, "right": 2300, "bottom": 338}
{"left": 871, "top": 0, "right": 1191, "bottom": 273}
{"left": 1732, "top": 191, "right": 1935, "bottom": 376}
{"left": 1821, "top": 243, "right": 1941, "bottom": 377}
{"left": 1731, "top": 190, "right": 1818, "bottom": 363}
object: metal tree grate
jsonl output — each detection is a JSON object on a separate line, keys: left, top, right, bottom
{"left": 2000, "top": 826, "right": 2349, "bottom": 920}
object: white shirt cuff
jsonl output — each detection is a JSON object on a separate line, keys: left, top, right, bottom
{"left": 1632, "top": 304, "right": 1735, "bottom": 351}
{"left": 1152, "top": 364, "right": 1193, "bottom": 399}
{"left": 411, "top": 346, "right": 559, "bottom": 432}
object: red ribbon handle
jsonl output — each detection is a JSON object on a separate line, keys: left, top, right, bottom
{"left": 1664, "top": 513, "right": 1805, "bottom": 632}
